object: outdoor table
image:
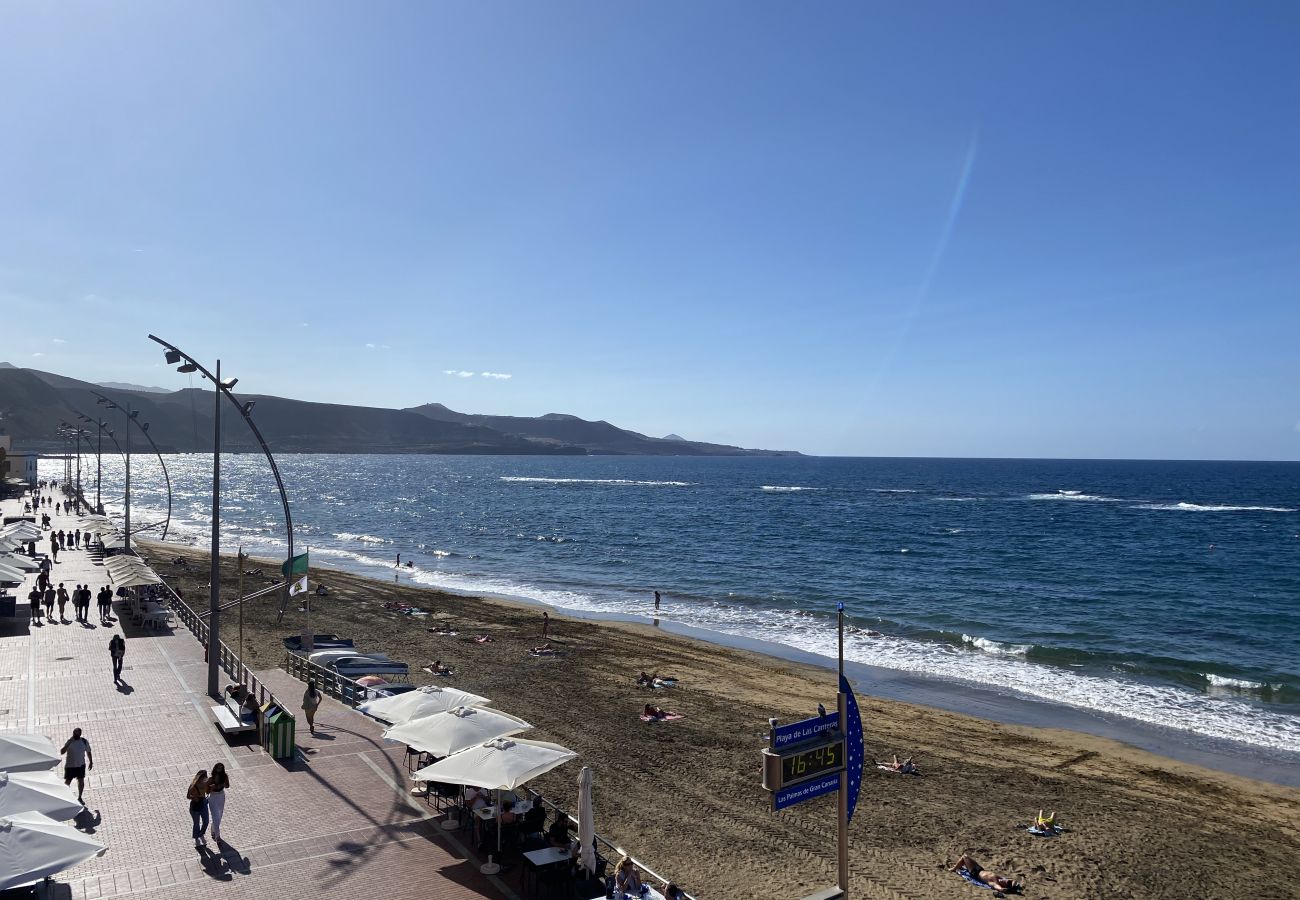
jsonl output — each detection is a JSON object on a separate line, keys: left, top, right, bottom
{"left": 472, "top": 798, "right": 532, "bottom": 847}
{"left": 522, "top": 846, "right": 572, "bottom": 895}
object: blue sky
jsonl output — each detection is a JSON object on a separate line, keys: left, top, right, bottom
{"left": 1, "top": 2, "right": 1297, "bottom": 459}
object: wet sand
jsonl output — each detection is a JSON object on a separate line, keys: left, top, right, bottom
{"left": 144, "top": 542, "right": 1300, "bottom": 899}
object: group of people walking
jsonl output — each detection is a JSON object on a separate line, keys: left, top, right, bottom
{"left": 186, "top": 764, "right": 232, "bottom": 846}
{"left": 27, "top": 582, "right": 115, "bottom": 625}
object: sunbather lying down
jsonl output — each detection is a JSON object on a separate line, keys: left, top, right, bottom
{"left": 422, "top": 661, "right": 454, "bottom": 676}
{"left": 474, "top": 634, "right": 494, "bottom": 643}
{"left": 876, "top": 754, "right": 921, "bottom": 775}
{"left": 636, "top": 671, "right": 679, "bottom": 687}
{"left": 530, "top": 643, "right": 557, "bottom": 655}
{"left": 950, "top": 855, "right": 1020, "bottom": 893}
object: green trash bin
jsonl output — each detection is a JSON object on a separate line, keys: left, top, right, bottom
{"left": 261, "top": 703, "right": 296, "bottom": 759}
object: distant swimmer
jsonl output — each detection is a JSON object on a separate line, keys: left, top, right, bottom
{"left": 396, "top": 553, "right": 400, "bottom": 567}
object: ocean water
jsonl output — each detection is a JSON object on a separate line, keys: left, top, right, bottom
{"left": 47, "top": 454, "right": 1300, "bottom": 752}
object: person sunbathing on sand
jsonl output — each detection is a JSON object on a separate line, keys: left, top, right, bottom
{"left": 879, "top": 754, "right": 920, "bottom": 774}
{"left": 531, "top": 643, "right": 556, "bottom": 655}
{"left": 474, "top": 634, "right": 494, "bottom": 643}
{"left": 1035, "top": 809, "right": 1058, "bottom": 830}
{"left": 950, "top": 855, "right": 1020, "bottom": 893}
{"left": 423, "top": 660, "right": 453, "bottom": 675}
{"left": 643, "top": 703, "right": 675, "bottom": 720}
{"left": 637, "top": 671, "right": 654, "bottom": 685}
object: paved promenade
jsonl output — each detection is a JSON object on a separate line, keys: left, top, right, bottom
{"left": 1, "top": 495, "right": 510, "bottom": 900}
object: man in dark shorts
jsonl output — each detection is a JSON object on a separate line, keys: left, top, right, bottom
{"left": 29, "top": 587, "right": 42, "bottom": 624}
{"left": 61, "top": 728, "right": 93, "bottom": 805}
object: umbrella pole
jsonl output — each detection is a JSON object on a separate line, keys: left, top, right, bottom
{"left": 479, "top": 787, "right": 502, "bottom": 875}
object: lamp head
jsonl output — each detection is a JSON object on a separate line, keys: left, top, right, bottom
{"left": 221, "top": 377, "right": 238, "bottom": 389}
{"left": 242, "top": 400, "right": 256, "bottom": 415}
{"left": 176, "top": 362, "right": 198, "bottom": 374}
{"left": 164, "top": 349, "right": 182, "bottom": 365}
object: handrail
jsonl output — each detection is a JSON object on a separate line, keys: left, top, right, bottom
{"left": 276, "top": 651, "right": 695, "bottom": 900}
{"left": 520, "top": 789, "right": 696, "bottom": 900}
{"left": 153, "top": 572, "right": 283, "bottom": 713}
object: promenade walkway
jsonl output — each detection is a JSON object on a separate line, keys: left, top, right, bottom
{"left": 0, "top": 494, "right": 509, "bottom": 900}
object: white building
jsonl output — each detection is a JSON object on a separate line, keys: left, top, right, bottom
{"left": 0, "top": 434, "right": 39, "bottom": 487}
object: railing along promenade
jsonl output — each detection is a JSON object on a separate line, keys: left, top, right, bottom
{"left": 155, "top": 573, "right": 283, "bottom": 713}
{"left": 282, "top": 652, "right": 697, "bottom": 900}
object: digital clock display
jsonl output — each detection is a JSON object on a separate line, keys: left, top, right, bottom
{"left": 781, "top": 740, "right": 845, "bottom": 785}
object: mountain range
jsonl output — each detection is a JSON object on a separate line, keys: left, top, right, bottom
{"left": 0, "top": 364, "right": 800, "bottom": 457}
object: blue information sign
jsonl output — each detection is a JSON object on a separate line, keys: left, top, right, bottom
{"left": 773, "top": 772, "right": 840, "bottom": 810}
{"left": 772, "top": 712, "right": 840, "bottom": 750}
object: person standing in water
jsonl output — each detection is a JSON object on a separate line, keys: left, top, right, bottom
{"left": 654, "top": 590, "right": 661, "bottom": 612}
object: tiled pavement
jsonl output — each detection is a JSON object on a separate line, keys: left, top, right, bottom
{"left": 1, "top": 495, "right": 511, "bottom": 900}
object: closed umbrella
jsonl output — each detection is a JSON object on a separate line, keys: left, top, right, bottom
{"left": 0, "top": 772, "right": 82, "bottom": 821}
{"left": 398, "top": 707, "right": 532, "bottom": 759}
{"left": 357, "top": 684, "right": 489, "bottom": 725}
{"left": 577, "top": 766, "right": 596, "bottom": 876}
{"left": 0, "top": 810, "right": 107, "bottom": 889}
{"left": 0, "top": 736, "right": 59, "bottom": 773}
{"left": 414, "top": 737, "right": 578, "bottom": 874}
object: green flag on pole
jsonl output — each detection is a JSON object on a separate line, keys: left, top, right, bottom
{"left": 281, "top": 552, "right": 308, "bottom": 578}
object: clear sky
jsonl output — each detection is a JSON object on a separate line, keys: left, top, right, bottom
{"left": 1, "top": 2, "right": 1297, "bottom": 459}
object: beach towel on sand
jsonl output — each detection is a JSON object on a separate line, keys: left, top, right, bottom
{"left": 640, "top": 713, "right": 684, "bottom": 722}
{"left": 955, "top": 869, "right": 997, "bottom": 891}
{"left": 876, "top": 764, "right": 921, "bottom": 775}
{"left": 1027, "top": 824, "right": 1063, "bottom": 837}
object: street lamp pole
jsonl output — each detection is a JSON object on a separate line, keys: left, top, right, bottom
{"left": 209, "top": 359, "right": 222, "bottom": 696}
{"left": 89, "top": 394, "right": 172, "bottom": 541}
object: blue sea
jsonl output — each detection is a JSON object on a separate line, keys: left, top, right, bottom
{"left": 49, "top": 454, "right": 1300, "bottom": 753}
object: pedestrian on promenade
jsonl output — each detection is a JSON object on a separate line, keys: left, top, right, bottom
{"left": 74, "top": 528, "right": 81, "bottom": 548}
{"left": 542, "top": 610, "right": 549, "bottom": 637}
{"left": 207, "top": 763, "right": 230, "bottom": 843}
{"left": 82, "top": 585, "right": 93, "bottom": 622}
{"left": 56, "top": 584, "right": 69, "bottom": 622}
{"left": 302, "top": 680, "right": 322, "bottom": 734}
{"left": 60, "top": 728, "right": 93, "bottom": 805}
{"left": 43, "top": 585, "right": 55, "bottom": 619}
{"left": 29, "top": 587, "right": 42, "bottom": 624}
{"left": 55, "top": 501, "right": 61, "bottom": 515}
{"left": 99, "top": 586, "right": 112, "bottom": 624}
{"left": 57, "top": 530, "right": 65, "bottom": 550}
{"left": 187, "top": 769, "right": 210, "bottom": 847}
{"left": 109, "top": 634, "right": 125, "bottom": 682}
{"left": 50, "top": 535, "right": 58, "bottom": 562}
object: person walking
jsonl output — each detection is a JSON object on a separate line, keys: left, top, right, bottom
{"left": 43, "top": 585, "right": 55, "bottom": 620}
{"left": 74, "top": 528, "right": 81, "bottom": 549}
{"left": 28, "top": 587, "right": 42, "bottom": 624}
{"left": 542, "top": 610, "right": 549, "bottom": 637}
{"left": 186, "top": 770, "right": 210, "bottom": 847}
{"left": 302, "top": 680, "right": 322, "bottom": 734}
{"left": 98, "top": 586, "right": 112, "bottom": 624}
{"left": 60, "top": 728, "right": 93, "bottom": 805}
{"left": 109, "top": 634, "right": 126, "bottom": 682}
{"left": 56, "top": 584, "right": 69, "bottom": 623}
{"left": 50, "top": 534, "right": 59, "bottom": 563}
{"left": 207, "top": 763, "right": 230, "bottom": 843}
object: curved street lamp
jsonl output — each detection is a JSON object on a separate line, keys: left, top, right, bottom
{"left": 90, "top": 392, "right": 173, "bottom": 542}
{"left": 147, "top": 334, "right": 295, "bottom": 697}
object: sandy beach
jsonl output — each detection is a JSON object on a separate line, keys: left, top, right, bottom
{"left": 142, "top": 542, "right": 1300, "bottom": 900}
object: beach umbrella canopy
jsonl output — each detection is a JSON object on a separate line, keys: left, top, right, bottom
{"left": 357, "top": 684, "right": 489, "bottom": 725}
{"left": 0, "top": 562, "right": 27, "bottom": 582}
{"left": 410, "top": 737, "right": 577, "bottom": 792}
{"left": 0, "top": 736, "right": 59, "bottom": 773}
{"left": 0, "top": 523, "right": 41, "bottom": 541}
{"left": 400, "top": 707, "right": 532, "bottom": 761}
{"left": 0, "top": 553, "right": 41, "bottom": 572}
{"left": 577, "top": 766, "right": 596, "bottom": 875}
{"left": 0, "top": 772, "right": 82, "bottom": 821}
{"left": 414, "top": 736, "right": 577, "bottom": 875}
{"left": 0, "top": 810, "right": 107, "bottom": 890}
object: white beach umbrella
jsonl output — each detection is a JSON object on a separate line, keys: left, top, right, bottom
{"left": 0, "top": 810, "right": 107, "bottom": 890}
{"left": 401, "top": 706, "right": 532, "bottom": 763}
{"left": 0, "top": 562, "right": 27, "bottom": 582}
{"left": 414, "top": 737, "right": 578, "bottom": 874}
{"left": 577, "top": 765, "right": 596, "bottom": 876}
{"left": 357, "top": 684, "right": 489, "bottom": 725}
{"left": 0, "top": 772, "right": 82, "bottom": 821}
{"left": 0, "top": 523, "right": 41, "bottom": 541}
{"left": 0, "top": 553, "right": 41, "bottom": 572}
{"left": 0, "top": 736, "right": 59, "bottom": 774}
